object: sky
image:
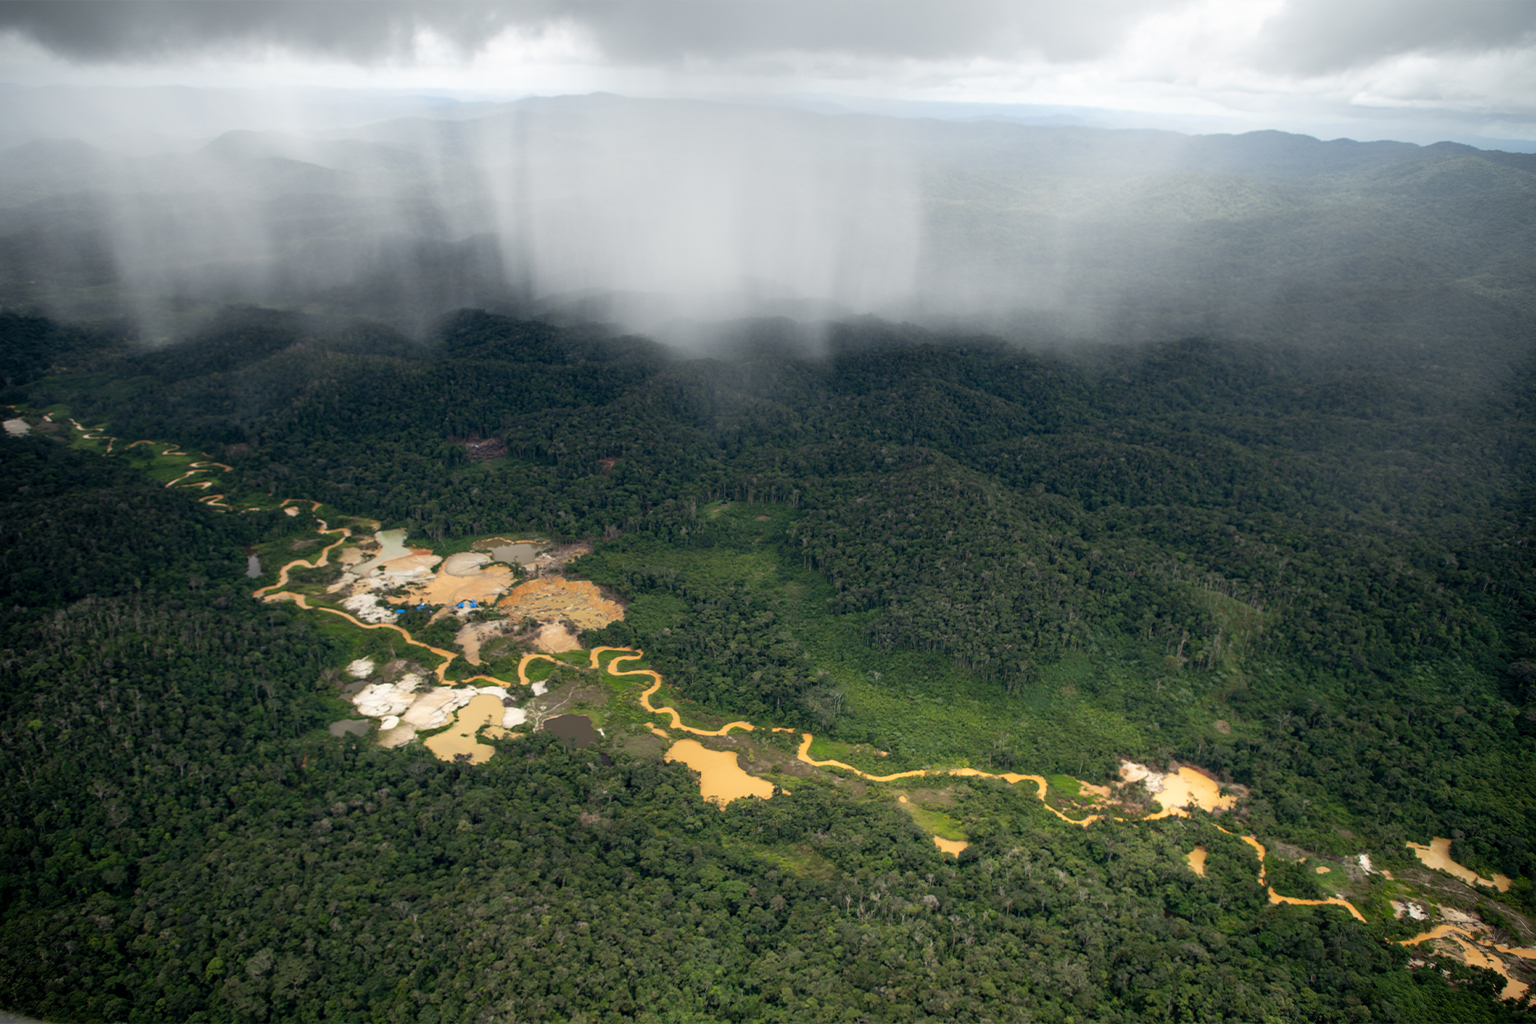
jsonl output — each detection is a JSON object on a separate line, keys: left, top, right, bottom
{"left": 1, "top": 0, "right": 1536, "bottom": 147}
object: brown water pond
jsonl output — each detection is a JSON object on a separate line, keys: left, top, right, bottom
{"left": 1186, "top": 847, "right": 1207, "bottom": 877}
{"left": 545, "top": 714, "right": 599, "bottom": 749}
{"left": 490, "top": 541, "right": 542, "bottom": 566}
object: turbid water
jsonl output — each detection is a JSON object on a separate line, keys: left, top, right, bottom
{"left": 61, "top": 415, "right": 1526, "bottom": 1009}
{"left": 1186, "top": 847, "right": 1207, "bottom": 877}
{"left": 245, "top": 510, "right": 1381, "bottom": 931}
{"left": 1267, "top": 888, "right": 1367, "bottom": 923}
{"left": 0, "top": 456, "right": 1362, "bottom": 942}
{"left": 1407, "top": 837, "right": 1512, "bottom": 892}
{"left": 1400, "top": 925, "right": 1536, "bottom": 1001}
{"left": 545, "top": 714, "right": 599, "bottom": 749}
{"left": 665, "top": 738, "right": 774, "bottom": 807}
{"left": 1120, "top": 761, "right": 1235, "bottom": 819}
{"left": 353, "top": 529, "right": 412, "bottom": 575}
{"left": 423, "top": 693, "right": 506, "bottom": 764}
{"left": 486, "top": 541, "right": 542, "bottom": 566}
{"left": 932, "top": 837, "right": 970, "bottom": 857}
{"left": 246, "top": 554, "right": 261, "bottom": 578}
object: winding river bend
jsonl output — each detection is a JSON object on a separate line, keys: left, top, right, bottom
{"left": 53, "top": 416, "right": 1424, "bottom": 942}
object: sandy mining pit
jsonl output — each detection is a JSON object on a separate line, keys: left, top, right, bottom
{"left": 392, "top": 556, "right": 517, "bottom": 609}
{"left": 1121, "top": 760, "right": 1236, "bottom": 818}
{"left": 498, "top": 578, "right": 624, "bottom": 630}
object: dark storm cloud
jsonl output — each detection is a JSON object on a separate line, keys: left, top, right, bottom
{"left": 0, "top": 0, "right": 1144, "bottom": 65}
{"left": 0, "top": 0, "right": 536, "bottom": 62}
{"left": 1253, "top": 0, "right": 1536, "bottom": 74}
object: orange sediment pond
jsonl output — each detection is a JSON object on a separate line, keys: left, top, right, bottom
{"left": 665, "top": 739, "right": 774, "bottom": 807}
{"left": 933, "top": 837, "right": 970, "bottom": 857}
{"left": 1187, "top": 847, "right": 1208, "bottom": 877}
{"left": 423, "top": 694, "right": 507, "bottom": 765}
{"left": 1120, "top": 761, "right": 1236, "bottom": 820}
{"left": 1407, "top": 837, "right": 1512, "bottom": 892}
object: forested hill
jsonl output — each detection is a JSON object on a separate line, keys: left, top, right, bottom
{"left": 3, "top": 304, "right": 1536, "bottom": 1021}
{"left": 14, "top": 306, "right": 1536, "bottom": 841}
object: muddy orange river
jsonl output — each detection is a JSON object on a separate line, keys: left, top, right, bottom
{"left": 1399, "top": 925, "right": 1536, "bottom": 1001}
{"left": 60, "top": 419, "right": 1381, "bottom": 931}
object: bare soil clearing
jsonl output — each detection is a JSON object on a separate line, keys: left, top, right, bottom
{"left": 499, "top": 578, "right": 624, "bottom": 630}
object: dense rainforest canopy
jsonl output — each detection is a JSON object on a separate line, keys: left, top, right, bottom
{"left": 2, "top": 300, "right": 1534, "bottom": 1021}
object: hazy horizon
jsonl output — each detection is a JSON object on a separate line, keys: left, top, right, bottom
{"left": 1, "top": 3, "right": 1533, "bottom": 350}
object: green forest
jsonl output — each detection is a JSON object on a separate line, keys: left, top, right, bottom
{"left": 1, "top": 301, "right": 1534, "bottom": 1022}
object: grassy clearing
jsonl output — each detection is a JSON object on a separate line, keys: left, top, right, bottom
{"left": 902, "top": 803, "right": 968, "bottom": 842}
{"left": 728, "top": 840, "right": 839, "bottom": 881}
{"left": 577, "top": 503, "right": 1199, "bottom": 786}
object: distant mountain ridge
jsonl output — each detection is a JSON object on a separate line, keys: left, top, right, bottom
{"left": 0, "top": 92, "right": 1531, "bottom": 347}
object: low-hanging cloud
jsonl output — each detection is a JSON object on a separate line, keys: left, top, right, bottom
{"left": 0, "top": 0, "right": 536, "bottom": 63}
{"left": 8, "top": 0, "right": 1536, "bottom": 77}
{"left": 1249, "top": 0, "right": 1536, "bottom": 76}
{"left": 0, "top": 1, "right": 1153, "bottom": 66}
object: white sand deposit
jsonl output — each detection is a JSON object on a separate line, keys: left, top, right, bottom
{"left": 401, "top": 688, "right": 476, "bottom": 729}
{"left": 347, "top": 658, "right": 376, "bottom": 679}
{"left": 443, "top": 552, "right": 491, "bottom": 576}
{"left": 3, "top": 418, "right": 30, "bottom": 436}
{"left": 376, "top": 723, "right": 417, "bottom": 749}
{"left": 342, "top": 593, "right": 397, "bottom": 624}
{"left": 352, "top": 680, "right": 420, "bottom": 718}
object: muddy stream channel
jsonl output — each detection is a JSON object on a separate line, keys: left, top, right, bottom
{"left": 44, "top": 415, "right": 1532, "bottom": 1003}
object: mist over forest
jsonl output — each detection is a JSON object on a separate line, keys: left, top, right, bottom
{"left": 3, "top": 88, "right": 1533, "bottom": 356}
{"left": 3, "top": 82, "right": 1536, "bottom": 1024}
